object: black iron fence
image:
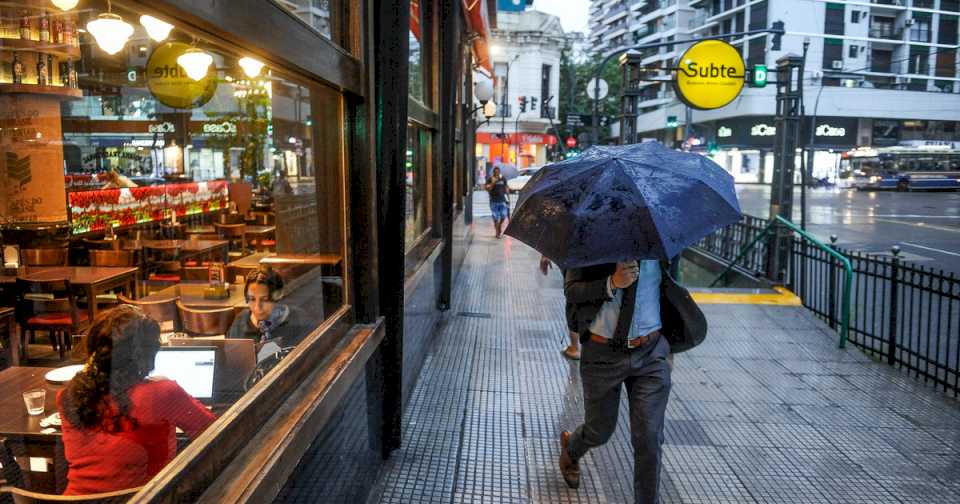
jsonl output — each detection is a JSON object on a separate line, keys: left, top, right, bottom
{"left": 696, "top": 215, "right": 960, "bottom": 397}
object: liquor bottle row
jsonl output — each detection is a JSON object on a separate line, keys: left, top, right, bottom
{"left": 0, "top": 51, "right": 77, "bottom": 88}
{"left": 0, "top": 8, "right": 80, "bottom": 48}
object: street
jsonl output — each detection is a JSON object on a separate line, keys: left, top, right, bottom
{"left": 736, "top": 185, "right": 960, "bottom": 274}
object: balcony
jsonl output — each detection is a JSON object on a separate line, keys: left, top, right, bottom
{"left": 869, "top": 27, "right": 903, "bottom": 40}
{"left": 604, "top": 3, "right": 630, "bottom": 23}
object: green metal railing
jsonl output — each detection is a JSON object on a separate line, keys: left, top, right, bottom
{"left": 710, "top": 216, "right": 853, "bottom": 348}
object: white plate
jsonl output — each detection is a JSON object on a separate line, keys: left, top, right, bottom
{"left": 45, "top": 365, "right": 85, "bottom": 384}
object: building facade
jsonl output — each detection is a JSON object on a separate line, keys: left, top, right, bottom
{"left": 476, "top": 9, "right": 567, "bottom": 171}
{"left": 589, "top": 0, "right": 960, "bottom": 183}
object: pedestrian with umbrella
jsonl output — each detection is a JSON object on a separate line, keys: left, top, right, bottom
{"left": 505, "top": 142, "right": 741, "bottom": 503}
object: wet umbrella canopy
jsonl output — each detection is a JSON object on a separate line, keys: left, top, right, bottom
{"left": 505, "top": 142, "right": 742, "bottom": 269}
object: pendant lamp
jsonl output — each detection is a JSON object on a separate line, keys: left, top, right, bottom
{"left": 238, "top": 57, "right": 265, "bottom": 78}
{"left": 51, "top": 0, "right": 79, "bottom": 10}
{"left": 140, "top": 15, "right": 174, "bottom": 42}
{"left": 178, "top": 47, "right": 213, "bottom": 81}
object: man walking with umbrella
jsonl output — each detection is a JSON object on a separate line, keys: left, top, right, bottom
{"left": 504, "top": 142, "right": 741, "bottom": 503}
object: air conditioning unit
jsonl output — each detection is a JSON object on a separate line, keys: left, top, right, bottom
{"left": 905, "top": 18, "right": 915, "bottom": 26}
{"left": 832, "top": 60, "right": 844, "bottom": 69}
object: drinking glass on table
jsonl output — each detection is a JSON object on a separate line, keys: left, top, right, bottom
{"left": 23, "top": 389, "right": 45, "bottom": 416}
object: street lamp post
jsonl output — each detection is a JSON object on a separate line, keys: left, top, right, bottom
{"left": 498, "top": 53, "right": 520, "bottom": 167}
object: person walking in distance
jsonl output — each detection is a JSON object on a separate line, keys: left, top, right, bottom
{"left": 539, "top": 255, "right": 580, "bottom": 360}
{"left": 559, "top": 259, "right": 673, "bottom": 503}
{"left": 485, "top": 166, "right": 509, "bottom": 238}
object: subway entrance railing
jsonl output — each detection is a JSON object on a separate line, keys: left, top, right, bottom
{"left": 695, "top": 214, "right": 960, "bottom": 397}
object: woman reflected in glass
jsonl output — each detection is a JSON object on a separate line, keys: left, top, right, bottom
{"left": 58, "top": 305, "right": 216, "bottom": 495}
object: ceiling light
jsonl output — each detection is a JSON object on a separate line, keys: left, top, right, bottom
{"left": 51, "top": 0, "right": 79, "bottom": 10}
{"left": 177, "top": 48, "right": 213, "bottom": 81}
{"left": 238, "top": 57, "right": 265, "bottom": 78}
{"left": 87, "top": 13, "right": 134, "bottom": 55}
{"left": 140, "top": 15, "right": 174, "bottom": 42}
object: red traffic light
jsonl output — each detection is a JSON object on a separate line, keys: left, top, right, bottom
{"left": 565, "top": 136, "right": 577, "bottom": 148}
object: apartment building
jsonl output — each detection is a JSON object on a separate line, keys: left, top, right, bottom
{"left": 589, "top": 0, "right": 960, "bottom": 183}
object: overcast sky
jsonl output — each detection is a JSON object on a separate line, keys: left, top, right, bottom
{"left": 533, "top": 0, "right": 590, "bottom": 34}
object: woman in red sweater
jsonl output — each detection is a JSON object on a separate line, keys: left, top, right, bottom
{"left": 57, "top": 305, "right": 216, "bottom": 495}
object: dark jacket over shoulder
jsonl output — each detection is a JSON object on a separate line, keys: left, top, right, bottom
{"left": 226, "top": 305, "right": 312, "bottom": 348}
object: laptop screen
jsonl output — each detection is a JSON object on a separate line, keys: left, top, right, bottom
{"left": 150, "top": 347, "right": 216, "bottom": 400}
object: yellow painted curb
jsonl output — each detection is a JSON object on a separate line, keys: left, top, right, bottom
{"left": 691, "top": 286, "right": 802, "bottom": 306}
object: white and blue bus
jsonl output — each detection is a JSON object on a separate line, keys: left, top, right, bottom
{"left": 845, "top": 144, "right": 960, "bottom": 191}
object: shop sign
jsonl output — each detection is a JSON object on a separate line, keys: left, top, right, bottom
{"left": 147, "top": 42, "right": 217, "bottom": 109}
{"left": 717, "top": 126, "right": 732, "bottom": 138}
{"left": 202, "top": 121, "right": 237, "bottom": 135}
{"left": 476, "top": 132, "right": 557, "bottom": 145}
{"left": 751, "top": 124, "right": 777, "bottom": 137}
{"left": 148, "top": 122, "right": 176, "bottom": 133}
{"left": 674, "top": 40, "right": 745, "bottom": 110}
{"left": 815, "top": 124, "right": 846, "bottom": 137}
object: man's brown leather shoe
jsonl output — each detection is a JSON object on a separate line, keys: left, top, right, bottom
{"left": 559, "top": 431, "right": 580, "bottom": 489}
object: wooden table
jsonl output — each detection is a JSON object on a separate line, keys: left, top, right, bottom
{"left": 142, "top": 283, "right": 246, "bottom": 310}
{"left": 0, "top": 366, "right": 61, "bottom": 440}
{"left": 123, "top": 239, "right": 229, "bottom": 263}
{"left": 226, "top": 253, "right": 342, "bottom": 283}
{"left": 0, "top": 267, "right": 140, "bottom": 321}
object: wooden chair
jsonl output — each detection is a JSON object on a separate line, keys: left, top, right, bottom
{"left": 181, "top": 266, "right": 209, "bottom": 282}
{"left": 144, "top": 245, "right": 182, "bottom": 293}
{"left": 218, "top": 212, "right": 245, "bottom": 225}
{"left": 118, "top": 294, "right": 180, "bottom": 333}
{"left": 20, "top": 249, "right": 68, "bottom": 267}
{"left": 1, "top": 485, "right": 143, "bottom": 503}
{"left": 14, "top": 278, "right": 87, "bottom": 360}
{"left": 159, "top": 222, "right": 185, "bottom": 240}
{"left": 214, "top": 223, "right": 246, "bottom": 253}
{"left": 176, "top": 300, "right": 236, "bottom": 337}
{"left": 88, "top": 250, "right": 134, "bottom": 267}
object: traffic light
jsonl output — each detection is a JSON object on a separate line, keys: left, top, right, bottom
{"left": 666, "top": 115, "right": 679, "bottom": 128}
{"left": 771, "top": 21, "right": 784, "bottom": 51}
{"left": 530, "top": 97, "right": 537, "bottom": 110}
{"left": 749, "top": 64, "right": 768, "bottom": 88}
{"left": 518, "top": 96, "right": 527, "bottom": 113}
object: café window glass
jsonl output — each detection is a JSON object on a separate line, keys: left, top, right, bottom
{"left": 0, "top": 0, "right": 345, "bottom": 495}
{"left": 409, "top": 0, "right": 426, "bottom": 103}
{"left": 406, "top": 123, "right": 430, "bottom": 250}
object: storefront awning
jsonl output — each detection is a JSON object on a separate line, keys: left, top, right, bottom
{"left": 476, "top": 132, "right": 557, "bottom": 145}
{"left": 463, "top": 0, "right": 494, "bottom": 75}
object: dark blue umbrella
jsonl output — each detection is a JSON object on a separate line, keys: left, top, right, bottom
{"left": 505, "top": 141, "right": 742, "bottom": 269}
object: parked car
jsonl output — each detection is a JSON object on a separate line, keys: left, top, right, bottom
{"left": 507, "top": 166, "right": 542, "bottom": 192}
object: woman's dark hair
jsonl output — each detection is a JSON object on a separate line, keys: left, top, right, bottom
{"left": 244, "top": 268, "right": 283, "bottom": 302}
{"left": 62, "top": 305, "right": 161, "bottom": 431}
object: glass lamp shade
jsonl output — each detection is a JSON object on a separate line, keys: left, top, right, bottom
{"left": 483, "top": 101, "right": 497, "bottom": 119}
{"left": 140, "top": 15, "right": 174, "bottom": 42}
{"left": 177, "top": 48, "right": 213, "bottom": 81}
{"left": 238, "top": 57, "right": 265, "bottom": 78}
{"left": 475, "top": 80, "right": 494, "bottom": 103}
{"left": 87, "top": 13, "right": 135, "bottom": 55}
{"left": 51, "top": 0, "right": 79, "bottom": 10}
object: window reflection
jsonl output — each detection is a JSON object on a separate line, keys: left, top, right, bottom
{"left": 409, "top": 0, "right": 424, "bottom": 102}
{"left": 405, "top": 124, "right": 429, "bottom": 250}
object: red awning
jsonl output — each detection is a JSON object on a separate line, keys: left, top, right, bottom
{"left": 411, "top": 0, "right": 421, "bottom": 40}
{"left": 476, "top": 133, "right": 557, "bottom": 145}
{"left": 463, "top": 0, "right": 493, "bottom": 75}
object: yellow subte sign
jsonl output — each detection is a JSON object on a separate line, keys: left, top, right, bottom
{"left": 674, "top": 40, "right": 745, "bottom": 110}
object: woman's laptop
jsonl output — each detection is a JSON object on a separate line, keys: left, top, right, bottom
{"left": 150, "top": 347, "right": 217, "bottom": 403}
{"left": 168, "top": 338, "right": 257, "bottom": 403}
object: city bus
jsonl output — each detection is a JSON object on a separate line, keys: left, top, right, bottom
{"left": 844, "top": 144, "right": 960, "bottom": 191}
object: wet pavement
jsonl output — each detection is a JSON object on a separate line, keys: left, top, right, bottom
{"left": 368, "top": 214, "right": 960, "bottom": 504}
{"left": 735, "top": 185, "right": 960, "bottom": 275}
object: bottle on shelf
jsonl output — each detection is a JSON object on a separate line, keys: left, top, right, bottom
{"left": 19, "top": 12, "right": 32, "bottom": 40}
{"left": 67, "top": 59, "right": 77, "bottom": 88}
{"left": 47, "top": 54, "right": 54, "bottom": 84}
{"left": 39, "top": 13, "right": 50, "bottom": 43}
{"left": 12, "top": 53, "right": 24, "bottom": 84}
{"left": 54, "top": 17, "right": 64, "bottom": 45}
{"left": 71, "top": 21, "right": 79, "bottom": 48}
{"left": 36, "top": 52, "right": 48, "bottom": 86}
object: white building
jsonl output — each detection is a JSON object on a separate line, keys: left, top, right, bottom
{"left": 589, "top": 0, "right": 960, "bottom": 183}
{"left": 475, "top": 9, "right": 567, "bottom": 169}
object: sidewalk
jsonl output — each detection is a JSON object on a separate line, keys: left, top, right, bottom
{"left": 369, "top": 215, "right": 960, "bottom": 503}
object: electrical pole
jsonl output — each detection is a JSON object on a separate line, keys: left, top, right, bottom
{"left": 767, "top": 54, "right": 804, "bottom": 284}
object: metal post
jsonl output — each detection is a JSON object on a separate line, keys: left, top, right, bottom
{"left": 888, "top": 245, "right": 901, "bottom": 365}
{"left": 799, "top": 39, "right": 809, "bottom": 231}
{"left": 766, "top": 54, "right": 804, "bottom": 284}
{"left": 828, "top": 234, "right": 838, "bottom": 329}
